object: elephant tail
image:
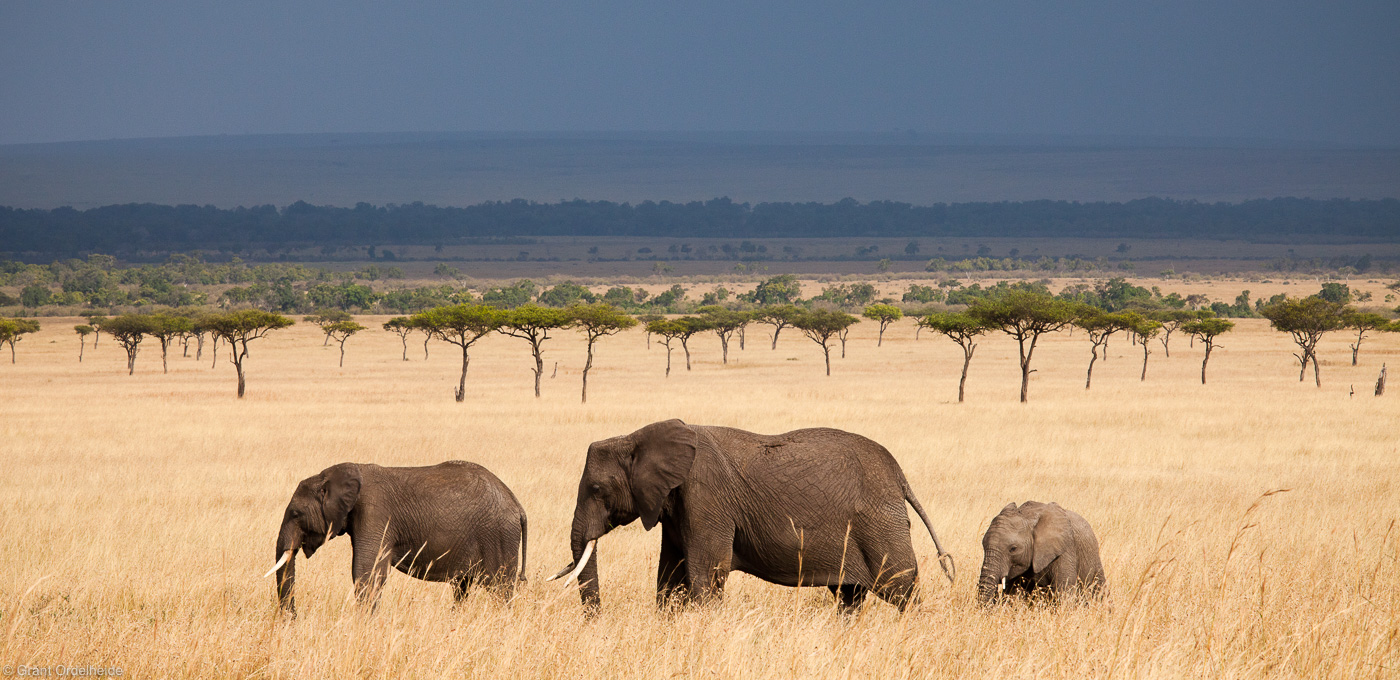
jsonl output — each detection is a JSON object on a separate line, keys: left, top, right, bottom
{"left": 518, "top": 511, "right": 528, "bottom": 582}
{"left": 902, "top": 478, "right": 955, "bottom": 584}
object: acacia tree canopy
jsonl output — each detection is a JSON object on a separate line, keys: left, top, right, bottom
{"left": 1259, "top": 297, "right": 1346, "bottom": 387}
{"left": 205, "top": 310, "right": 295, "bottom": 398}
{"left": 793, "top": 309, "right": 860, "bottom": 376}
{"left": 862, "top": 304, "right": 904, "bottom": 346}
{"left": 967, "top": 290, "right": 1079, "bottom": 402}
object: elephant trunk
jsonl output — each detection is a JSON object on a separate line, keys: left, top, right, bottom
{"left": 567, "top": 500, "right": 607, "bottom": 611}
{"left": 274, "top": 525, "right": 302, "bottom": 614}
{"left": 977, "top": 553, "right": 1008, "bottom": 605}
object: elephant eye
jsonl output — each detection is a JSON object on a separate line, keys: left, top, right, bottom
{"left": 589, "top": 483, "right": 603, "bottom": 495}
{"left": 1008, "top": 545, "right": 1019, "bottom": 553}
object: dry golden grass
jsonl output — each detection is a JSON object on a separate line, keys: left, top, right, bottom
{"left": 1, "top": 308, "right": 1398, "bottom": 678}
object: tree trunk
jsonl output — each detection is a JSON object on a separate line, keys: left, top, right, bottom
{"left": 839, "top": 330, "right": 848, "bottom": 358}
{"left": 771, "top": 326, "right": 782, "bottom": 350}
{"left": 739, "top": 327, "right": 745, "bottom": 351}
{"left": 196, "top": 334, "right": 204, "bottom": 361}
{"left": 823, "top": 345, "right": 831, "bottom": 376}
{"left": 878, "top": 322, "right": 886, "bottom": 346}
{"left": 1140, "top": 341, "right": 1149, "bottom": 381}
{"left": 582, "top": 341, "right": 594, "bottom": 403}
{"left": 1160, "top": 330, "right": 1171, "bottom": 358}
{"left": 1018, "top": 336, "right": 1036, "bottom": 403}
{"left": 236, "top": 359, "right": 246, "bottom": 398}
{"left": 720, "top": 334, "right": 729, "bottom": 364}
{"left": 1200, "top": 344, "right": 1212, "bottom": 384}
{"left": 682, "top": 339, "right": 692, "bottom": 370}
{"left": 339, "top": 340, "right": 346, "bottom": 367}
{"left": 958, "top": 343, "right": 975, "bottom": 403}
{"left": 1312, "top": 348, "right": 1321, "bottom": 388}
{"left": 455, "top": 345, "right": 469, "bottom": 402}
{"left": 79, "top": 337, "right": 85, "bottom": 362}
{"left": 1297, "top": 349, "right": 1308, "bottom": 381}
{"left": 532, "top": 343, "right": 544, "bottom": 397}
{"left": 424, "top": 335, "right": 431, "bottom": 360}
{"left": 1086, "top": 345, "right": 1099, "bottom": 389}
{"left": 665, "top": 345, "right": 673, "bottom": 377}
{"left": 211, "top": 337, "right": 219, "bottom": 369}
{"left": 1376, "top": 364, "right": 1386, "bottom": 396}
{"left": 323, "top": 331, "right": 331, "bottom": 346}
{"left": 1352, "top": 329, "right": 1363, "bottom": 366}
{"left": 160, "top": 338, "right": 169, "bottom": 374}
{"left": 127, "top": 347, "right": 137, "bottom": 375}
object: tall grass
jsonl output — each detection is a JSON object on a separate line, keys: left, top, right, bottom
{"left": 0, "top": 311, "right": 1396, "bottom": 678}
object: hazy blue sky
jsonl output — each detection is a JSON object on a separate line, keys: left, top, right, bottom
{"left": 2, "top": 1, "right": 1397, "bottom": 146}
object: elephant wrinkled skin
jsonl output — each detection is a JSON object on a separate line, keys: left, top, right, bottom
{"left": 270, "top": 460, "right": 527, "bottom": 614}
{"left": 552, "top": 419, "right": 954, "bottom": 612}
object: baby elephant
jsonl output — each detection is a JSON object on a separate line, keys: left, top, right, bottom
{"left": 977, "top": 501, "right": 1105, "bottom": 604}
{"left": 265, "top": 461, "right": 527, "bottom": 614}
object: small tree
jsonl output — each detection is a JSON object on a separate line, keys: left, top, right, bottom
{"left": 569, "top": 303, "right": 637, "bottom": 403}
{"left": 794, "top": 309, "right": 860, "bottom": 376}
{"left": 501, "top": 305, "right": 571, "bottom": 397}
{"left": 672, "top": 316, "right": 712, "bottom": 371}
{"left": 967, "top": 290, "right": 1079, "bottom": 403}
{"left": 696, "top": 306, "right": 749, "bottom": 365}
{"left": 410, "top": 315, "right": 435, "bottom": 359}
{"left": 1122, "top": 312, "right": 1162, "bottom": 381}
{"left": 411, "top": 305, "right": 504, "bottom": 402}
{"left": 918, "top": 312, "right": 990, "bottom": 402}
{"left": 205, "top": 310, "right": 295, "bottom": 398}
{"left": 325, "top": 320, "right": 367, "bottom": 367}
{"left": 1074, "top": 309, "right": 1132, "bottom": 389}
{"left": 102, "top": 315, "right": 156, "bottom": 375}
{"left": 646, "top": 319, "right": 687, "bottom": 376}
{"left": 1260, "top": 297, "right": 1346, "bottom": 387}
{"left": 862, "top": 304, "right": 904, "bottom": 346}
{"left": 75, "top": 325, "right": 94, "bottom": 362}
{"left": 753, "top": 305, "right": 803, "bottom": 350}
{"left": 0, "top": 318, "right": 40, "bottom": 364}
{"left": 82, "top": 313, "right": 106, "bottom": 347}
{"left": 1152, "top": 309, "right": 1200, "bottom": 358}
{"left": 149, "top": 313, "right": 194, "bottom": 374}
{"left": 305, "top": 310, "right": 353, "bottom": 346}
{"left": 382, "top": 317, "right": 414, "bottom": 361}
{"left": 1341, "top": 309, "right": 1390, "bottom": 366}
{"left": 637, "top": 313, "right": 664, "bottom": 349}
{"left": 1180, "top": 318, "right": 1234, "bottom": 384}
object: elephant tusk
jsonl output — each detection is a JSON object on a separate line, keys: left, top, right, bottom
{"left": 546, "top": 562, "right": 575, "bottom": 582}
{"left": 561, "top": 540, "right": 596, "bottom": 586}
{"left": 264, "top": 550, "right": 293, "bottom": 578}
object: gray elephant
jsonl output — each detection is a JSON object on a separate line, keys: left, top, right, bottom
{"left": 548, "top": 419, "right": 954, "bottom": 612}
{"left": 266, "top": 461, "right": 527, "bottom": 614}
{"left": 977, "top": 501, "right": 1105, "bottom": 604}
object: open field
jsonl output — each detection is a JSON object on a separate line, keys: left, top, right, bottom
{"left": 2, "top": 306, "right": 1398, "bottom": 678}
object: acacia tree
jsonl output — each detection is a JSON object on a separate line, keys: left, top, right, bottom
{"left": 646, "top": 319, "right": 686, "bottom": 376}
{"left": 82, "top": 313, "right": 106, "bottom": 347}
{"left": 1260, "top": 297, "right": 1346, "bottom": 387}
{"left": 305, "top": 310, "right": 353, "bottom": 346}
{"left": 967, "top": 290, "right": 1079, "bottom": 403}
{"left": 410, "top": 315, "right": 435, "bottom": 359}
{"left": 1341, "top": 309, "right": 1390, "bottom": 366}
{"left": 325, "top": 320, "right": 367, "bottom": 368}
{"left": 637, "top": 313, "right": 664, "bottom": 349}
{"left": 411, "top": 305, "right": 504, "bottom": 402}
{"left": 149, "top": 313, "right": 193, "bottom": 374}
{"left": 1074, "top": 309, "right": 1131, "bottom": 389}
{"left": 672, "top": 316, "right": 711, "bottom": 371}
{"left": 501, "top": 305, "right": 571, "bottom": 397}
{"left": 1123, "top": 312, "right": 1163, "bottom": 381}
{"left": 794, "top": 309, "right": 860, "bottom": 376}
{"left": 205, "top": 310, "right": 295, "bottom": 398}
{"left": 569, "top": 303, "right": 637, "bottom": 403}
{"left": 102, "top": 315, "right": 156, "bottom": 375}
{"left": 1180, "top": 318, "right": 1234, "bottom": 384}
{"left": 1152, "top": 309, "right": 1200, "bottom": 358}
{"left": 918, "top": 312, "right": 990, "bottom": 402}
{"left": 696, "top": 306, "right": 749, "bottom": 365}
{"left": 0, "top": 318, "right": 40, "bottom": 364}
{"left": 754, "top": 305, "right": 803, "bottom": 350}
{"left": 75, "top": 325, "right": 94, "bottom": 362}
{"left": 382, "top": 317, "right": 414, "bottom": 361}
{"left": 862, "top": 304, "right": 904, "bottom": 346}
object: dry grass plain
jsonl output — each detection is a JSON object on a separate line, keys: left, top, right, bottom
{"left": 1, "top": 309, "right": 1398, "bottom": 678}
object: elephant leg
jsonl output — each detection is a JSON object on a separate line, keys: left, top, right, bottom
{"left": 656, "top": 529, "right": 690, "bottom": 608}
{"left": 857, "top": 522, "right": 921, "bottom": 612}
{"left": 351, "top": 539, "right": 394, "bottom": 610}
{"left": 452, "top": 577, "right": 471, "bottom": 604}
{"left": 681, "top": 528, "right": 734, "bottom": 606}
{"left": 827, "top": 584, "right": 868, "bottom": 613}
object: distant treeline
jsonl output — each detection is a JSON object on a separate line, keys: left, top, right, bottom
{"left": 2, "top": 197, "right": 1398, "bottom": 254}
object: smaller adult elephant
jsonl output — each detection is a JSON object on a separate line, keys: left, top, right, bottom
{"left": 977, "top": 501, "right": 1105, "bottom": 604}
{"left": 265, "top": 461, "right": 527, "bottom": 614}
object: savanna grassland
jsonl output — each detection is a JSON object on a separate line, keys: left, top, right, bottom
{"left": 1, "top": 293, "right": 1397, "bottom": 678}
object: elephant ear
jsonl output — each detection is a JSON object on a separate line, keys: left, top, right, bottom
{"left": 629, "top": 419, "right": 698, "bottom": 531}
{"left": 318, "top": 463, "right": 362, "bottom": 538}
{"left": 1031, "top": 503, "right": 1073, "bottom": 574}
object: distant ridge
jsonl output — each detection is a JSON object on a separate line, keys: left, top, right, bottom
{"left": 1, "top": 133, "right": 1397, "bottom": 210}
{"left": 3, "top": 197, "right": 1397, "bottom": 255}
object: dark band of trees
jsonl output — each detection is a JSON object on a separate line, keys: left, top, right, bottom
{"left": 3, "top": 197, "right": 1399, "bottom": 254}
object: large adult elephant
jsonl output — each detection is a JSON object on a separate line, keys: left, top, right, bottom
{"left": 548, "top": 419, "right": 954, "bottom": 611}
{"left": 265, "top": 461, "right": 527, "bottom": 614}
